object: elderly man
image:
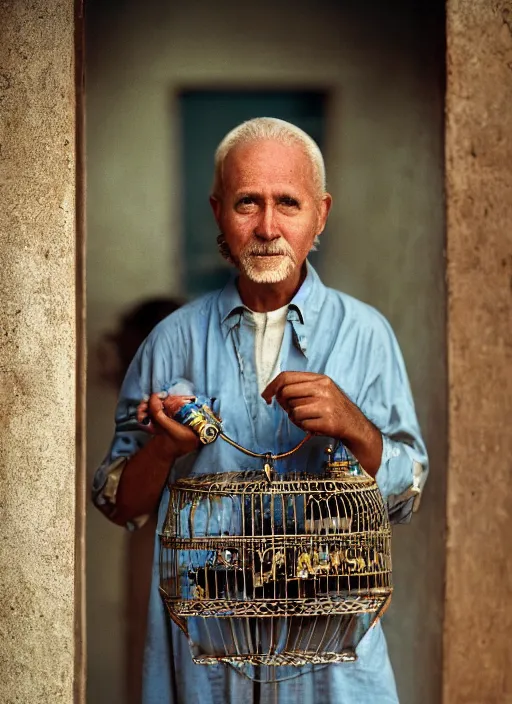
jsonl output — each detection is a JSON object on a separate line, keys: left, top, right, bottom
{"left": 93, "top": 117, "right": 427, "bottom": 703}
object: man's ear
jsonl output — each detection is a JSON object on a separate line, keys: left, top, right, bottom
{"left": 316, "top": 193, "right": 332, "bottom": 234}
{"left": 210, "top": 195, "right": 222, "bottom": 225}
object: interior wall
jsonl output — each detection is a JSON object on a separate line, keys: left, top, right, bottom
{"left": 85, "top": 2, "right": 445, "bottom": 702}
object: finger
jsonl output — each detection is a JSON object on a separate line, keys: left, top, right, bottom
{"left": 288, "top": 402, "right": 324, "bottom": 423}
{"left": 273, "top": 384, "right": 326, "bottom": 416}
{"left": 139, "top": 395, "right": 164, "bottom": 433}
{"left": 261, "top": 372, "right": 319, "bottom": 404}
{"left": 287, "top": 396, "right": 313, "bottom": 410}
{"left": 137, "top": 419, "right": 159, "bottom": 435}
{"left": 137, "top": 405, "right": 151, "bottom": 427}
{"left": 276, "top": 394, "right": 312, "bottom": 415}
{"left": 148, "top": 393, "right": 165, "bottom": 416}
{"left": 136, "top": 405, "right": 159, "bottom": 434}
{"left": 277, "top": 381, "right": 325, "bottom": 403}
{"left": 162, "top": 395, "right": 196, "bottom": 417}
{"left": 137, "top": 401, "right": 149, "bottom": 418}
{"left": 147, "top": 391, "right": 185, "bottom": 417}
{"left": 150, "top": 409, "right": 200, "bottom": 445}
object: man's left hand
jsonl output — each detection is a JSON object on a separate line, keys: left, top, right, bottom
{"left": 262, "top": 371, "right": 382, "bottom": 475}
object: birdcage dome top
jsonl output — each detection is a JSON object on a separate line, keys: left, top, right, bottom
{"left": 171, "top": 467, "right": 377, "bottom": 495}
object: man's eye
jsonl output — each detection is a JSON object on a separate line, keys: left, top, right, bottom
{"left": 237, "top": 197, "right": 254, "bottom": 206}
{"left": 279, "top": 197, "right": 299, "bottom": 208}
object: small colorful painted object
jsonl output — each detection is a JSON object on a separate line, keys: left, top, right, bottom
{"left": 170, "top": 396, "right": 222, "bottom": 445}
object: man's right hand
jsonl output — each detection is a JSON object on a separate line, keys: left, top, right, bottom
{"left": 112, "top": 393, "right": 199, "bottom": 526}
{"left": 137, "top": 393, "right": 200, "bottom": 458}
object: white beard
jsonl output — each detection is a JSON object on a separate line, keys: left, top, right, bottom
{"left": 237, "top": 238, "right": 298, "bottom": 283}
{"left": 240, "top": 252, "right": 297, "bottom": 283}
{"left": 217, "top": 233, "right": 320, "bottom": 277}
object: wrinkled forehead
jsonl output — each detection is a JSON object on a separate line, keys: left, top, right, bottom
{"left": 222, "top": 139, "right": 317, "bottom": 193}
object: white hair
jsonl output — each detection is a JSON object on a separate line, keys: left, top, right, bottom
{"left": 211, "top": 117, "right": 326, "bottom": 199}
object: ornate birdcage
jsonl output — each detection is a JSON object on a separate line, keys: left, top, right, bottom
{"left": 158, "top": 399, "right": 392, "bottom": 680}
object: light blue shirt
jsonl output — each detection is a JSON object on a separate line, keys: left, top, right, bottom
{"left": 93, "top": 263, "right": 428, "bottom": 704}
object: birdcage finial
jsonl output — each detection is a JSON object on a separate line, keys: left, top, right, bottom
{"left": 263, "top": 453, "right": 274, "bottom": 483}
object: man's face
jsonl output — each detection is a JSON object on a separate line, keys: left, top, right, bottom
{"left": 211, "top": 140, "right": 331, "bottom": 285}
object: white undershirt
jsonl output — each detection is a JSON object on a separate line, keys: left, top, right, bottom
{"left": 246, "top": 304, "right": 289, "bottom": 393}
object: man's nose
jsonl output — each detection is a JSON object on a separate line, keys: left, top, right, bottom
{"left": 254, "top": 204, "right": 279, "bottom": 240}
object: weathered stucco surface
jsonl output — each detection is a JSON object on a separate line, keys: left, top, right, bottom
{"left": 0, "top": 1, "right": 77, "bottom": 702}
{"left": 445, "top": 1, "right": 512, "bottom": 702}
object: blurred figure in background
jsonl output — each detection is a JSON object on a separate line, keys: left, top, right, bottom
{"left": 99, "top": 298, "right": 184, "bottom": 389}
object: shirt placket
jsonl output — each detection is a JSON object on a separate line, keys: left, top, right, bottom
{"left": 231, "top": 315, "right": 271, "bottom": 453}
{"left": 272, "top": 311, "right": 310, "bottom": 473}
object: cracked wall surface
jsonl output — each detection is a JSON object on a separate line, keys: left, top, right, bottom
{"left": 0, "top": 1, "right": 77, "bottom": 702}
{"left": 445, "top": 1, "right": 512, "bottom": 702}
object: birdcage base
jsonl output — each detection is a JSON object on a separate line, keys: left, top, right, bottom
{"left": 166, "top": 593, "right": 391, "bottom": 618}
{"left": 193, "top": 649, "right": 357, "bottom": 667}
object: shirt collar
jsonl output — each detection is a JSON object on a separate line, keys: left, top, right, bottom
{"left": 218, "top": 260, "right": 326, "bottom": 341}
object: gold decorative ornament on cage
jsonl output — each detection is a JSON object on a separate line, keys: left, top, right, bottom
{"left": 159, "top": 397, "right": 392, "bottom": 681}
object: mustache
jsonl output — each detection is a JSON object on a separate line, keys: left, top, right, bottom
{"left": 244, "top": 240, "right": 296, "bottom": 259}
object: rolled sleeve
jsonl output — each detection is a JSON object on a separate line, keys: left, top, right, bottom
{"left": 359, "top": 315, "right": 429, "bottom": 525}
{"left": 376, "top": 435, "right": 428, "bottom": 524}
{"left": 91, "top": 319, "right": 194, "bottom": 530}
{"left": 92, "top": 455, "right": 151, "bottom": 530}
{"left": 91, "top": 331, "right": 160, "bottom": 530}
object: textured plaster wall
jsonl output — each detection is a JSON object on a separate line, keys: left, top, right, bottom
{"left": 86, "top": 2, "right": 445, "bottom": 703}
{"left": 0, "top": 1, "right": 77, "bottom": 702}
{"left": 444, "top": 1, "right": 512, "bottom": 702}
